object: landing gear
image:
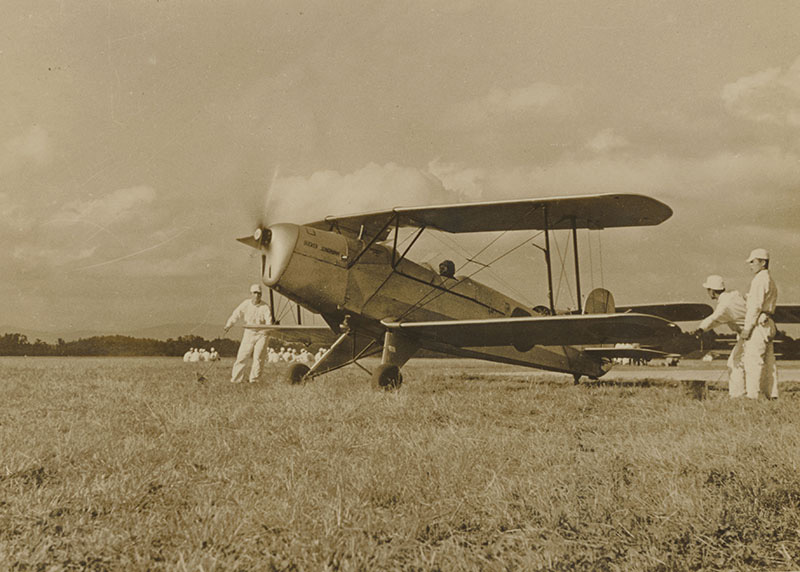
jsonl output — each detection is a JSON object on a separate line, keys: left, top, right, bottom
{"left": 287, "top": 363, "right": 310, "bottom": 384}
{"left": 372, "top": 364, "right": 403, "bottom": 390}
{"left": 573, "top": 373, "right": 582, "bottom": 385}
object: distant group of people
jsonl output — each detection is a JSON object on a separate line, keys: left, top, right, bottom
{"left": 183, "top": 347, "right": 219, "bottom": 362}
{"left": 692, "top": 248, "right": 778, "bottom": 400}
{"left": 266, "top": 347, "right": 327, "bottom": 364}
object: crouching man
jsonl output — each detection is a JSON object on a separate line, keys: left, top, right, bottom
{"left": 693, "top": 275, "right": 746, "bottom": 397}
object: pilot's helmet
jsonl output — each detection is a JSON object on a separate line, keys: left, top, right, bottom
{"left": 439, "top": 259, "right": 455, "bottom": 278}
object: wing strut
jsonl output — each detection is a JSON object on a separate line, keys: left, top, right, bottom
{"left": 392, "top": 225, "right": 426, "bottom": 269}
{"left": 571, "top": 216, "right": 582, "bottom": 314}
{"left": 268, "top": 289, "right": 277, "bottom": 324}
{"left": 346, "top": 213, "right": 397, "bottom": 269}
{"left": 544, "top": 205, "right": 555, "bottom": 314}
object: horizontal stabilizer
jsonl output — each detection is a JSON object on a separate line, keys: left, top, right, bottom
{"left": 617, "top": 303, "right": 713, "bottom": 322}
{"left": 775, "top": 305, "right": 800, "bottom": 323}
{"left": 382, "top": 313, "right": 680, "bottom": 349}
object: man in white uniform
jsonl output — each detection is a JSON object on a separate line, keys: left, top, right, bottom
{"left": 693, "top": 275, "right": 747, "bottom": 397}
{"left": 224, "top": 284, "right": 273, "bottom": 383}
{"left": 741, "top": 248, "right": 779, "bottom": 400}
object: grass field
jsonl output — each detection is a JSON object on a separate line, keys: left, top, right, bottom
{"left": 2, "top": 357, "right": 800, "bottom": 571}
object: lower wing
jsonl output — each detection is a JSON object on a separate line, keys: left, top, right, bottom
{"left": 582, "top": 347, "right": 669, "bottom": 360}
{"left": 381, "top": 313, "right": 680, "bottom": 348}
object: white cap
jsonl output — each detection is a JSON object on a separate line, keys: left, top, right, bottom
{"left": 250, "top": 284, "right": 262, "bottom": 293}
{"left": 702, "top": 275, "right": 725, "bottom": 290}
{"left": 746, "top": 248, "right": 769, "bottom": 262}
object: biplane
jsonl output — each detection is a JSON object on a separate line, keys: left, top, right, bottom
{"left": 236, "top": 193, "right": 712, "bottom": 389}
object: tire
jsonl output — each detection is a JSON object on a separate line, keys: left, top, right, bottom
{"left": 372, "top": 364, "right": 403, "bottom": 390}
{"left": 287, "top": 363, "right": 310, "bottom": 384}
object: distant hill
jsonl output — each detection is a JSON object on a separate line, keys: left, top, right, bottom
{"left": 0, "top": 323, "right": 235, "bottom": 343}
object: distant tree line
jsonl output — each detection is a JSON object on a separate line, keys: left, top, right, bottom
{"left": 0, "top": 333, "right": 241, "bottom": 357}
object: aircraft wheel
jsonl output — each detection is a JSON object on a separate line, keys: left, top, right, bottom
{"left": 573, "top": 374, "right": 582, "bottom": 385}
{"left": 372, "top": 364, "right": 403, "bottom": 391}
{"left": 287, "top": 363, "right": 310, "bottom": 384}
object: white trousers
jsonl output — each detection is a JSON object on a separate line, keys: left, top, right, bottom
{"left": 743, "top": 320, "right": 778, "bottom": 399}
{"left": 727, "top": 337, "right": 745, "bottom": 398}
{"left": 231, "top": 331, "right": 268, "bottom": 383}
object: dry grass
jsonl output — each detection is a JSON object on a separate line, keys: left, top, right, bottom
{"left": 1, "top": 357, "right": 800, "bottom": 571}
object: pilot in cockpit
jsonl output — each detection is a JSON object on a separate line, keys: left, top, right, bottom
{"left": 438, "top": 259, "right": 456, "bottom": 279}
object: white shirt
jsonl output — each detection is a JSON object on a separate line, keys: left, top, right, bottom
{"left": 225, "top": 299, "right": 273, "bottom": 331}
{"left": 744, "top": 269, "right": 778, "bottom": 333}
{"left": 699, "top": 290, "right": 746, "bottom": 334}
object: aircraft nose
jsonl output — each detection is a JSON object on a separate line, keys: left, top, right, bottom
{"left": 259, "top": 223, "right": 300, "bottom": 286}
{"left": 254, "top": 226, "right": 272, "bottom": 247}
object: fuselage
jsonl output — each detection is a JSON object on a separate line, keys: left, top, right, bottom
{"left": 259, "top": 223, "right": 608, "bottom": 377}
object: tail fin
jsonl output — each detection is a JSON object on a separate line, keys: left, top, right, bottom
{"left": 584, "top": 288, "right": 615, "bottom": 314}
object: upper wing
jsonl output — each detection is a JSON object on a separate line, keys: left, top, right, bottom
{"left": 382, "top": 313, "right": 679, "bottom": 348}
{"left": 775, "top": 305, "right": 800, "bottom": 323}
{"left": 616, "top": 303, "right": 713, "bottom": 322}
{"left": 243, "top": 325, "right": 339, "bottom": 346}
{"left": 306, "top": 193, "right": 672, "bottom": 240}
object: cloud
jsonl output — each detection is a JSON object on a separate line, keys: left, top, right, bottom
{"left": 1, "top": 185, "right": 171, "bottom": 276}
{"left": 427, "top": 159, "right": 487, "bottom": 202}
{"left": 586, "top": 128, "right": 629, "bottom": 153}
{"left": 722, "top": 55, "right": 800, "bottom": 127}
{"left": 442, "top": 82, "right": 571, "bottom": 129}
{"left": 52, "top": 186, "right": 157, "bottom": 228}
{"left": 267, "top": 163, "right": 458, "bottom": 224}
{"left": 113, "top": 243, "right": 220, "bottom": 277}
{"left": 1, "top": 125, "right": 53, "bottom": 174}
{"left": 422, "top": 147, "right": 800, "bottom": 249}
{"left": 13, "top": 244, "right": 97, "bottom": 267}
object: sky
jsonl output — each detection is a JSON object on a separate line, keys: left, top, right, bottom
{"left": 2, "top": 0, "right": 800, "bottom": 336}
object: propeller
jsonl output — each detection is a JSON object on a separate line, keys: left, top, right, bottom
{"left": 236, "top": 166, "right": 280, "bottom": 323}
{"left": 236, "top": 166, "right": 279, "bottom": 251}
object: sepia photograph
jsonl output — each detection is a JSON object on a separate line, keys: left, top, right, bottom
{"left": 2, "top": 1, "right": 800, "bottom": 569}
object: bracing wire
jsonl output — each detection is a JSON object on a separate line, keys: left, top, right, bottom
{"left": 426, "top": 230, "right": 535, "bottom": 307}
{"left": 598, "top": 230, "right": 605, "bottom": 289}
{"left": 276, "top": 294, "right": 293, "bottom": 324}
{"left": 395, "top": 228, "right": 545, "bottom": 321}
{"left": 552, "top": 230, "right": 574, "bottom": 310}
